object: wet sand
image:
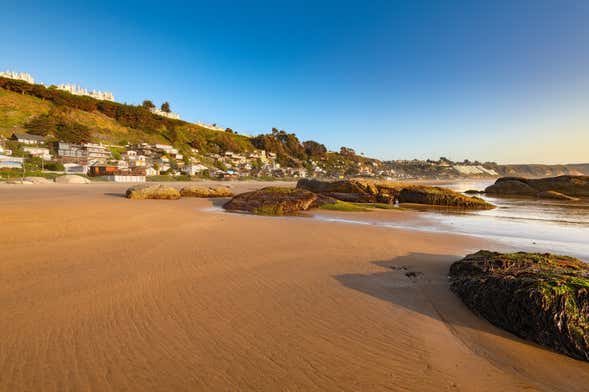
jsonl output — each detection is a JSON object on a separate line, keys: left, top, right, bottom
{"left": 1, "top": 181, "right": 589, "bottom": 391}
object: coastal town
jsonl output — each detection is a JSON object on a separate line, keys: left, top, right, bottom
{"left": 3, "top": 130, "right": 588, "bottom": 183}
{"left": 0, "top": 132, "right": 301, "bottom": 182}
{"left": 2, "top": 70, "right": 588, "bottom": 183}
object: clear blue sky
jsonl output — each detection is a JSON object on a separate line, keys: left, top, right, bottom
{"left": 2, "top": 0, "right": 588, "bottom": 163}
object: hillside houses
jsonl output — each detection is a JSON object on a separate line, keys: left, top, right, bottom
{"left": 54, "top": 142, "right": 110, "bottom": 164}
{"left": 11, "top": 133, "right": 45, "bottom": 145}
{"left": 3, "top": 133, "right": 375, "bottom": 180}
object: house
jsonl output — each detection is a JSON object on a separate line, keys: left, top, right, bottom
{"left": 23, "top": 146, "right": 52, "bottom": 160}
{"left": 88, "top": 164, "right": 146, "bottom": 182}
{"left": 146, "top": 167, "right": 158, "bottom": 176}
{"left": 11, "top": 133, "right": 45, "bottom": 145}
{"left": 129, "top": 154, "right": 147, "bottom": 167}
{"left": 83, "top": 143, "right": 110, "bottom": 163}
{"left": 122, "top": 150, "right": 137, "bottom": 160}
{"left": 154, "top": 144, "right": 178, "bottom": 154}
{"left": 55, "top": 142, "right": 85, "bottom": 163}
{"left": 54, "top": 142, "right": 110, "bottom": 164}
{"left": 0, "top": 155, "right": 24, "bottom": 169}
{"left": 183, "top": 163, "right": 208, "bottom": 175}
{"left": 88, "top": 164, "right": 119, "bottom": 177}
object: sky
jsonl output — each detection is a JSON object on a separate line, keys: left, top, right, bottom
{"left": 2, "top": 0, "right": 588, "bottom": 164}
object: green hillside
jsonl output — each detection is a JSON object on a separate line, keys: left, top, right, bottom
{"left": 0, "top": 82, "right": 254, "bottom": 155}
{"left": 0, "top": 76, "right": 374, "bottom": 175}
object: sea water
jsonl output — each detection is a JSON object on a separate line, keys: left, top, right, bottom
{"left": 317, "top": 180, "right": 589, "bottom": 261}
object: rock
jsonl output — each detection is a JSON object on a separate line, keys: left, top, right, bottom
{"left": 464, "top": 189, "right": 483, "bottom": 195}
{"left": 485, "top": 175, "right": 589, "bottom": 197}
{"left": 126, "top": 184, "right": 181, "bottom": 200}
{"left": 449, "top": 250, "right": 589, "bottom": 362}
{"left": 485, "top": 179, "right": 537, "bottom": 196}
{"left": 537, "top": 190, "right": 580, "bottom": 201}
{"left": 297, "top": 179, "right": 494, "bottom": 209}
{"left": 5, "top": 180, "right": 34, "bottom": 185}
{"left": 24, "top": 176, "right": 53, "bottom": 184}
{"left": 54, "top": 175, "right": 91, "bottom": 184}
{"left": 180, "top": 185, "right": 233, "bottom": 198}
{"left": 397, "top": 186, "right": 493, "bottom": 208}
{"left": 223, "top": 187, "right": 327, "bottom": 215}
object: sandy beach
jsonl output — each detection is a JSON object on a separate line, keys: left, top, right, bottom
{"left": 1, "top": 181, "right": 589, "bottom": 391}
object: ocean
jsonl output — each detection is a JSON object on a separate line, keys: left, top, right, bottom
{"left": 316, "top": 180, "right": 589, "bottom": 261}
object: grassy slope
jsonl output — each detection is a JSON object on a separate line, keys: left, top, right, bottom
{"left": 0, "top": 88, "right": 52, "bottom": 134}
{"left": 0, "top": 88, "right": 254, "bottom": 150}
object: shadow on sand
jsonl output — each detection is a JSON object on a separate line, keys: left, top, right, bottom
{"left": 210, "top": 197, "right": 231, "bottom": 207}
{"left": 104, "top": 192, "right": 127, "bottom": 198}
{"left": 333, "top": 252, "right": 544, "bottom": 348}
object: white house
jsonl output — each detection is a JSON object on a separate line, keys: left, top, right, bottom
{"left": 183, "top": 163, "right": 208, "bottom": 175}
{"left": 130, "top": 155, "right": 147, "bottom": 167}
{"left": 23, "top": 146, "right": 52, "bottom": 160}
{"left": 11, "top": 133, "right": 45, "bottom": 145}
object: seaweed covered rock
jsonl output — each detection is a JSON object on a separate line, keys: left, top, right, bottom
{"left": 297, "top": 178, "right": 494, "bottom": 209}
{"left": 397, "top": 186, "right": 492, "bottom": 208}
{"left": 485, "top": 175, "right": 589, "bottom": 198}
{"left": 223, "top": 187, "right": 330, "bottom": 215}
{"left": 295, "top": 179, "right": 381, "bottom": 203}
{"left": 180, "top": 185, "right": 233, "bottom": 198}
{"left": 450, "top": 250, "right": 589, "bottom": 361}
{"left": 126, "top": 184, "right": 181, "bottom": 200}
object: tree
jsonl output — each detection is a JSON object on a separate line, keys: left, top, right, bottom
{"left": 161, "top": 102, "right": 171, "bottom": 113}
{"left": 142, "top": 100, "right": 155, "bottom": 110}
{"left": 225, "top": 128, "right": 234, "bottom": 134}
{"left": 55, "top": 122, "right": 91, "bottom": 144}
{"left": 303, "top": 140, "right": 327, "bottom": 158}
{"left": 25, "top": 114, "right": 57, "bottom": 136}
{"left": 340, "top": 147, "right": 356, "bottom": 157}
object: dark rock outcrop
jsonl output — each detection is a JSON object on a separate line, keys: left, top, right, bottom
{"left": 297, "top": 179, "right": 494, "bottom": 209}
{"left": 450, "top": 250, "right": 589, "bottom": 361}
{"left": 223, "top": 187, "right": 332, "bottom": 215}
{"left": 485, "top": 179, "right": 538, "bottom": 196}
{"left": 485, "top": 175, "right": 589, "bottom": 198}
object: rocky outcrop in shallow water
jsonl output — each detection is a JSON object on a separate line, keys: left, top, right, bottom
{"left": 449, "top": 250, "right": 589, "bottom": 361}
{"left": 485, "top": 175, "right": 589, "bottom": 198}
{"left": 297, "top": 179, "right": 494, "bottom": 209}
